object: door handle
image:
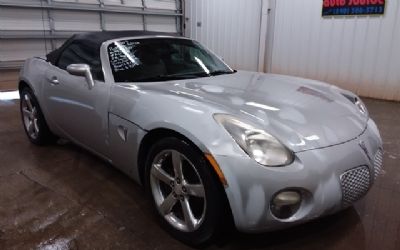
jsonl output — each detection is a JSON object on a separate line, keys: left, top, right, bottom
{"left": 50, "top": 76, "right": 59, "bottom": 85}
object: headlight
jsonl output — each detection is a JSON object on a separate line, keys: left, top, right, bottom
{"left": 214, "top": 114, "right": 294, "bottom": 166}
{"left": 341, "top": 93, "right": 369, "bottom": 117}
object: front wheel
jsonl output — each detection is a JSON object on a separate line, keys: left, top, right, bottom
{"left": 145, "top": 137, "right": 228, "bottom": 246}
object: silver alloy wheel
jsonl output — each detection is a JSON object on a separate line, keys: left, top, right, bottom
{"left": 22, "top": 93, "right": 39, "bottom": 140}
{"left": 150, "top": 149, "right": 206, "bottom": 232}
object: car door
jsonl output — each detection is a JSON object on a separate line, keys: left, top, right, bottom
{"left": 43, "top": 42, "right": 111, "bottom": 157}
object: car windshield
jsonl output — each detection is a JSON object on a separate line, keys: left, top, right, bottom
{"left": 107, "top": 38, "right": 235, "bottom": 82}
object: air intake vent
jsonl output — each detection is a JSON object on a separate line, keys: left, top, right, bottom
{"left": 340, "top": 166, "right": 371, "bottom": 207}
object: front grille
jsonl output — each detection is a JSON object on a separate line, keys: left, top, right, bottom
{"left": 373, "top": 149, "right": 383, "bottom": 179}
{"left": 340, "top": 166, "right": 371, "bottom": 207}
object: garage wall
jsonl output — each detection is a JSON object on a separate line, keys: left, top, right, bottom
{"left": 0, "top": 0, "right": 183, "bottom": 79}
{"left": 185, "top": 0, "right": 264, "bottom": 72}
{"left": 268, "top": 0, "right": 400, "bottom": 101}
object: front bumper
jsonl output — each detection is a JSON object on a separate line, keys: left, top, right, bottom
{"left": 216, "top": 119, "right": 383, "bottom": 233}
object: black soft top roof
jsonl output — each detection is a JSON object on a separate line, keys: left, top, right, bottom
{"left": 46, "top": 30, "right": 180, "bottom": 65}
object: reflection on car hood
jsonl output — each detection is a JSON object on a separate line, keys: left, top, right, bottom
{"left": 134, "top": 71, "right": 368, "bottom": 152}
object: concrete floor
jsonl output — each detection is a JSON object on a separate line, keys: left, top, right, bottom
{"left": 0, "top": 94, "right": 399, "bottom": 250}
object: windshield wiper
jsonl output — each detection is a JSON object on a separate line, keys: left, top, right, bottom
{"left": 133, "top": 70, "right": 236, "bottom": 82}
{"left": 209, "top": 70, "right": 237, "bottom": 76}
{"left": 166, "top": 72, "right": 210, "bottom": 78}
{"left": 135, "top": 72, "right": 210, "bottom": 82}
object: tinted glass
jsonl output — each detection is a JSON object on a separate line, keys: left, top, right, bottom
{"left": 57, "top": 43, "right": 104, "bottom": 81}
{"left": 107, "top": 38, "right": 233, "bottom": 82}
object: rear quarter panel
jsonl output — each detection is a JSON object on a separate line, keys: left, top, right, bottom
{"left": 19, "top": 57, "right": 62, "bottom": 136}
{"left": 20, "top": 58, "right": 48, "bottom": 95}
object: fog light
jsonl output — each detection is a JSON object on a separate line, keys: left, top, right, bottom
{"left": 270, "top": 190, "right": 302, "bottom": 219}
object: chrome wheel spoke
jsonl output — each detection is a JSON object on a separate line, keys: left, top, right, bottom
{"left": 22, "top": 93, "right": 39, "bottom": 140}
{"left": 22, "top": 108, "right": 32, "bottom": 118}
{"left": 33, "top": 119, "right": 40, "bottom": 135}
{"left": 180, "top": 198, "right": 196, "bottom": 231}
{"left": 27, "top": 121, "right": 34, "bottom": 135}
{"left": 185, "top": 184, "right": 205, "bottom": 198}
{"left": 159, "top": 192, "right": 177, "bottom": 215}
{"left": 151, "top": 164, "right": 174, "bottom": 185}
{"left": 172, "top": 151, "right": 183, "bottom": 180}
{"left": 24, "top": 95, "right": 33, "bottom": 111}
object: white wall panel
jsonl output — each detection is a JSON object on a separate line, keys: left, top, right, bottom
{"left": 104, "top": 0, "right": 142, "bottom": 7}
{"left": 53, "top": 0, "right": 100, "bottom": 4}
{"left": 270, "top": 0, "right": 400, "bottom": 101}
{"left": 104, "top": 13, "right": 143, "bottom": 31}
{"left": 146, "top": 0, "right": 177, "bottom": 10}
{"left": 0, "top": 39, "right": 52, "bottom": 61}
{"left": 146, "top": 16, "right": 177, "bottom": 32}
{"left": 52, "top": 10, "right": 101, "bottom": 31}
{"left": 102, "top": 0, "right": 176, "bottom": 9}
{"left": 0, "top": 0, "right": 42, "bottom": 4}
{"left": 186, "top": 0, "right": 263, "bottom": 71}
{"left": 0, "top": 8, "right": 50, "bottom": 30}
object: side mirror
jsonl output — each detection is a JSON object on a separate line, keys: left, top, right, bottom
{"left": 67, "top": 64, "right": 95, "bottom": 89}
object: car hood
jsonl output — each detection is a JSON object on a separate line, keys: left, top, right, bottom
{"left": 134, "top": 71, "right": 368, "bottom": 152}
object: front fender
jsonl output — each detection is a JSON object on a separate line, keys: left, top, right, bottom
{"left": 143, "top": 121, "right": 210, "bottom": 153}
{"left": 109, "top": 83, "right": 247, "bottom": 159}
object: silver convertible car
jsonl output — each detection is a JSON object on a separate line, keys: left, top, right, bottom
{"left": 19, "top": 31, "right": 383, "bottom": 244}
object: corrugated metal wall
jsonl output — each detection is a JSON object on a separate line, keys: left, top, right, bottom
{"left": 269, "top": 0, "right": 400, "bottom": 101}
{"left": 185, "top": 0, "right": 263, "bottom": 71}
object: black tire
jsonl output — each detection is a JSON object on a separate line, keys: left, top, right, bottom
{"left": 20, "top": 87, "right": 57, "bottom": 145}
{"left": 145, "top": 137, "right": 229, "bottom": 246}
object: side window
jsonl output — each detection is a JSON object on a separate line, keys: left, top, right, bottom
{"left": 57, "top": 43, "right": 104, "bottom": 81}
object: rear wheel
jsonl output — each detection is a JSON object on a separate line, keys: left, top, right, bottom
{"left": 145, "top": 137, "right": 228, "bottom": 246}
{"left": 20, "top": 87, "right": 57, "bottom": 145}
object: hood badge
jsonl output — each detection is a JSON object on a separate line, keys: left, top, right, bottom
{"left": 359, "top": 140, "right": 372, "bottom": 161}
